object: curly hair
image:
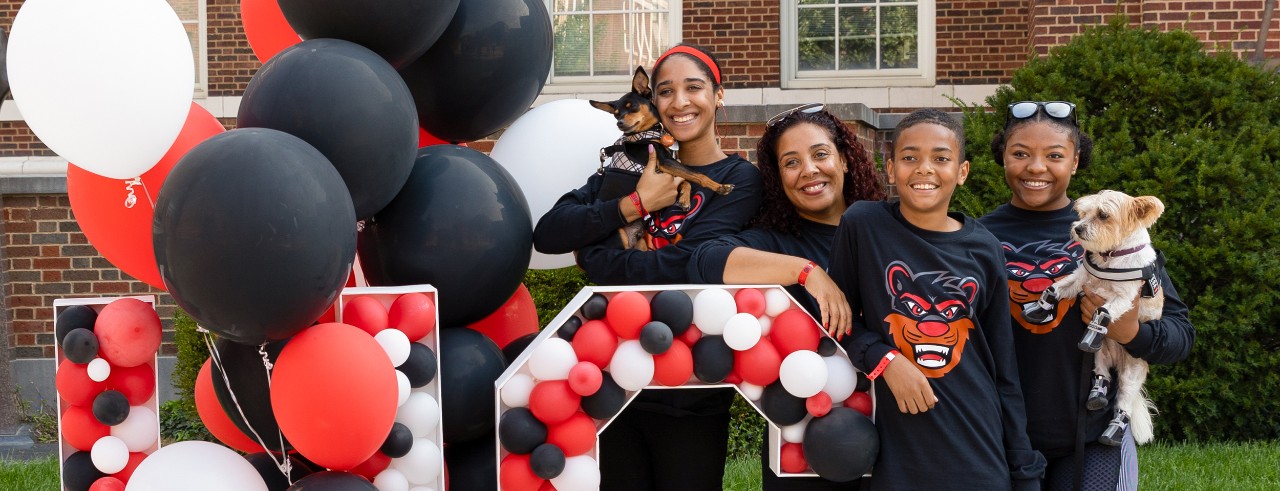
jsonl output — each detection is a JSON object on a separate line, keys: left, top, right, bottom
{"left": 990, "top": 106, "right": 1094, "bottom": 169}
{"left": 750, "top": 109, "right": 886, "bottom": 236}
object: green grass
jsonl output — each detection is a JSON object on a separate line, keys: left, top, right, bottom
{"left": 0, "top": 456, "right": 57, "bottom": 491}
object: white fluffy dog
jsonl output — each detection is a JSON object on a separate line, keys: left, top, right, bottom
{"left": 1022, "top": 190, "right": 1164, "bottom": 445}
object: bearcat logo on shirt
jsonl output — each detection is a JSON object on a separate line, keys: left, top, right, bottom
{"left": 1001, "top": 240, "right": 1084, "bottom": 334}
{"left": 643, "top": 192, "right": 705, "bottom": 249}
{"left": 883, "top": 261, "right": 978, "bottom": 378}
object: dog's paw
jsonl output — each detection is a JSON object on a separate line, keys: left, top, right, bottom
{"left": 715, "top": 183, "right": 735, "bottom": 195}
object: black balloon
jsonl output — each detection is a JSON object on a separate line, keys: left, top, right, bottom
{"left": 639, "top": 321, "right": 673, "bottom": 355}
{"left": 380, "top": 422, "right": 414, "bottom": 458}
{"left": 278, "top": 0, "right": 460, "bottom": 69}
{"left": 153, "top": 128, "right": 355, "bottom": 345}
{"left": 502, "top": 332, "right": 540, "bottom": 366}
{"left": 358, "top": 145, "right": 532, "bottom": 326}
{"left": 61, "top": 451, "right": 103, "bottom": 491}
{"left": 400, "top": 342, "right": 438, "bottom": 388}
{"left": 557, "top": 316, "right": 583, "bottom": 341}
{"left": 55, "top": 305, "right": 96, "bottom": 344}
{"left": 802, "top": 408, "right": 879, "bottom": 482}
{"left": 759, "top": 381, "right": 808, "bottom": 426}
{"left": 692, "top": 335, "right": 733, "bottom": 383}
{"left": 856, "top": 371, "right": 871, "bottom": 393}
{"left": 398, "top": 0, "right": 552, "bottom": 142}
{"left": 211, "top": 338, "right": 291, "bottom": 452}
{"left": 0, "top": 28, "right": 8, "bottom": 103}
{"left": 498, "top": 407, "right": 547, "bottom": 455}
{"left": 287, "top": 471, "right": 378, "bottom": 490}
{"left": 530, "top": 443, "right": 566, "bottom": 479}
{"left": 817, "top": 337, "right": 838, "bottom": 357}
{"left": 439, "top": 327, "right": 507, "bottom": 444}
{"left": 650, "top": 290, "right": 693, "bottom": 336}
{"left": 238, "top": 38, "right": 417, "bottom": 219}
{"left": 580, "top": 372, "right": 626, "bottom": 420}
{"left": 92, "top": 390, "right": 129, "bottom": 426}
{"left": 444, "top": 431, "right": 498, "bottom": 491}
{"left": 247, "top": 452, "right": 316, "bottom": 491}
{"left": 61, "top": 328, "right": 98, "bottom": 364}
{"left": 580, "top": 294, "right": 608, "bottom": 320}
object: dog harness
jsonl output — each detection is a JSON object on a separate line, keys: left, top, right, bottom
{"left": 599, "top": 128, "right": 670, "bottom": 174}
{"left": 1081, "top": 245, "right": 1161, "bottom": 298}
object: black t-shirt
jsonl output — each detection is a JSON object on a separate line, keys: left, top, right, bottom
{"left": 688, "top": 218, "right": 837, "bottom": 318}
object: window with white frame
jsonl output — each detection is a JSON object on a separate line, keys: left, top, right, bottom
{"left": 168, "top": 0, "right": 208, "bottom": 96}
{"left": 547, "top": 0, "right": 680, "bottom": 88}
{"left": 782, "top": 0, "right": 935, "bottom": 88}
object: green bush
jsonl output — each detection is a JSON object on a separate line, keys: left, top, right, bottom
{"left": 954, "top": 17, "right": 1280, "bottom": 442}
{"left": 164, "top": 308, "right": 214, "bottom": 443}
{"left": 523, "top": 267, "right": 591, "bottom": 327}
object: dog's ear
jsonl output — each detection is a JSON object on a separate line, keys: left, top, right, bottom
{"left": 632, "top": 66, "right": 651, "bottom": 98}
{"left": 1131, "top": 195, "right": 1165, "bottom": 227}
{"left": 588, "top": 99, "right": 615, "bottom": 115}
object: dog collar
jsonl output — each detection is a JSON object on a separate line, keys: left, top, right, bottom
{"left": 1100, "top": 244, "right": 1148, "bottom": 257}
{"left": 1082, "top": 252, "right": 1162, "bottom": 298}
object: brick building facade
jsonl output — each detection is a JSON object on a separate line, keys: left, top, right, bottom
{"left": 1, "top": 0, "right": 1276, "bottom": 408}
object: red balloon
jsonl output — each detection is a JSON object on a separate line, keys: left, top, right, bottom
{"left": 500, "top": 453, "right": 544, "bottom": 491}
{"left": 67, "top": 103, "right": 225, "bottom": 290}
{"left": 724, "top": 372, "right": 742, "bottom": 384}
{"left": 418, "top": 127, "right": 450, "bottom": 148}
{"left": 571, "top": 320, "right": 617, "bottom": 369}
{"left": 89, "top": 476, "right": 126, "bottom": 491}
{"left": 95, "top": 298, "right": 161, "bottom": 368}
{"left": 61, "top": 405, "right": 109, "bottom": 451}
{"left": 349, "top": 451, "right": 392, "bottom": 481}
{"left": 469, "top": 284, "right": 539, "bottom": 349}
{"left": 106, "top": 363, "right": 155, "bottom": 406}
{"left": 343, "top": 296, "right": 389, "bottom": 336}
{"left": 528, "top": 380, "right": 581, "bottom": 425}
{"left": 605, "top": 291, "right": 650, "bottom": 339}
{"left": 735, "top": 288, "right": 767, "bottom": 317}
{"left": 844, "top": 391, "right": 873, "bottom": 418}
{"left": 734, "top": 339, "right": 781, "bottom": 387}
{"left": 56, "top": 358, "right": 107, "bottom": 407}
{"left": 546, "top": 411, "right": 596, "bottom": 457}
{"left": 567, "top": 362, "right": 602, "bottom": 396}
{"left": 388, "top": 292, "right": 437, "bottom": 342}
{"left": 652, "top": 340, "right": 693, "bottom": 386}
{"left": 240, "top": 0, "right": 301, "bottom": 63}
{"left": 679, "top": 324, "right": 703, "bottom": 345}
{"left": 194, "top": 359, "right": 265, "bottom": 453}
{"left": 271, "top": 323, "right": 399, "bottom": 470}
{"left": 780, "top": 442, "right": 808, "bottom": 474}
{"left": 111, "top": 452, "right": 147, "bottom": 483}
{"left": 540, "top": 481, "right": 557, "bottom": 491}
{"left": 806, "top": 391, "right": 833, "bottom": 418}
{"left": 769, "top": 309, "right": 822, "bottom": 357}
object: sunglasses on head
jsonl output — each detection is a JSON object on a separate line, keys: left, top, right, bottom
{"left": 767, "top": 103, "right": 824, "bottom": 126}
{"left": 1007, "top": 101, "right": 1077, "bottom": 126}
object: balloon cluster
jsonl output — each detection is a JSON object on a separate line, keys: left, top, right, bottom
{"left": 496, "top": 286, "right": 880, "bottom": 488}
{"left": 53, "top": 298, "right": 161, "bottom": 491}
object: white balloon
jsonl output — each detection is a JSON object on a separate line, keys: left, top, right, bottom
{"left": 529, "top": 337, "right": 578, "bottom": 381}
{"left": 125, "top": 441, "right": 267, "bottom": 491}
{"left": 764, "top": 289, "right": 793, "bottom": 317}
{"left": 501, "top": 372, "right": 536, "bottom": 408}
{"left": 91, "top": 435, "right": 129, "bottom": 474}
{"left": 86, "top": 358, "right": 111, "bottom": 382}
{"left": 821, "top": 356, "right": 858, "bottom": 403}
{"left": 8, "top": 0, "right": 194, "bottom": 179}
{"left": 781, "top": 415, "right": 812, "bottom": 443}
{"left": 408, "top": 488, "right": 437, "bottom": 491}
{"left": 110, "top": 406, "right": 158, "bottom": 452}
{"left": 738, "top": 381, "right": 764, "bottom": 401}
{"left": 396, "top": 392, "right": 441, "bottom": 437}
{"left": 376, "top": 329, "right": 412, "bottom": 367}
{"left": 395, "top": 370, "right": 411, "bottom": 407}
{"left": 374, "top": 468, "right": 410, "bottom": 491}
{"left": 692, "top": 288, "right": 736, "bottom": 335}
{"left": 551, "top": 455, "right": 602, "bottom": 491}
{"left": 391, "top": 438, "right": 443, "bottom": 485}
{"left": 490, "top": 99, "right": 622, "bottom": 269}
{"left": 780, "top": 351, "right": 828, "bottom": 398}
{"left": 758, "top": 315, "right": 773, "bottom": 337}
{"left": 722, "top": 313, "right": 762, "bottom": 351}
{"left": 608, "top": 340, "right": 655, "bottom": 392}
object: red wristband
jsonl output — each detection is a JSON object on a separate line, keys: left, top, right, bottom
{"left": 628, "top": 191, "right": 647, "bottom": 217}
{"left": 867, "top": 350, "right": 900, "bottom": 380}
{"left": 797, "top": 261, "right": 818, "bottom": 286}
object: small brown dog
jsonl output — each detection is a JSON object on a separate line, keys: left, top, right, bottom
{"left": 1022, "top": 190, "right": 1164, "bottom": 446}
{"left": 589, "top": 67, "right": 733, "bottom": 249}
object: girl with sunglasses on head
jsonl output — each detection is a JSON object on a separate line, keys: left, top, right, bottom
{"left": 978, "top": 101, "right": 1194, "bottom": 491}
{"left": 689, "top": 105, "right": 885, "bottom": 489}
{"left": 533, "top": 44, "right": 762, "bottom": 491}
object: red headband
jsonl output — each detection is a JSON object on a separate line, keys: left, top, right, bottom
{"left": 653, "top": 46, "right": 721, "bottom": 85}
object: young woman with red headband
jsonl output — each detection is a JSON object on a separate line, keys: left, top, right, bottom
{"left": 534, "top": 44, "right": 762, "bottom": 490}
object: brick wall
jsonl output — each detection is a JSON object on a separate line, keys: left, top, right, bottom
{"left": 935, "top": 1, "right": 1033, "bottom": 84}
{"left": 207, "top": 0, "right": 259, "bottom": 96}
{"left": 683, "top": 1, "right": 781, "bottom": 89}
{"left": 1030, "top": 0, "right": 1280, "bottom": 58}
